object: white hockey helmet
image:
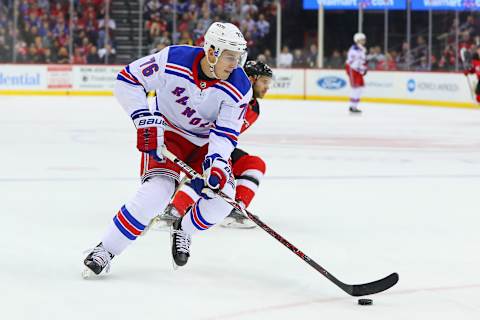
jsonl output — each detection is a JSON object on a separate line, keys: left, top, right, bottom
{"left": 353, "top": 32, "right": 366, "bottom": 44}
{"left": 203, "top": 22, "right": 248, "bottom": 78}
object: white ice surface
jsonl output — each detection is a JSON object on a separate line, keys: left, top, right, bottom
{"left": 1, "top": 96, "right": 480, "bottom": 320}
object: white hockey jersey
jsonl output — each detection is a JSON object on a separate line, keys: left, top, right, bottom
{"left": 115, "top": 45, "right": 252, "bottom": 161}
{"left": 346, "top": 44, "right": 367, "bottom": 74}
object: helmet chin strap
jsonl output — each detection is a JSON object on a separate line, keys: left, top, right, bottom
{"left": 207, "top": 56, "right": 220, "bottom": 79}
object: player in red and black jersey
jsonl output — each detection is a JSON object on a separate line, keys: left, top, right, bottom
{"left": 464, "top": 47, "right": 480, "bottom": 103}
{"left": 153, "top": 60, "right": 273, "bottom": 229}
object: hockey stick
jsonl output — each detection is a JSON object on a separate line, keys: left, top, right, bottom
{"left": 460, "top": 47, "right": 476, "bottom": 102}
{"left": 162, "top": 147, "right": 399, "bottom": 296}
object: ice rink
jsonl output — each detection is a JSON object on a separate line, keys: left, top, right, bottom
{"left": 1, "top": 96, "right": 480, "bottom": 320}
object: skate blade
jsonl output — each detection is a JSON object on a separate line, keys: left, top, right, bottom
{"left": 151, "top": 220, "right": 174, "bottom": 232}
{"left": 220, "top": 218, "right": 257, "bottom": 229}
{"left": 82, "top": 267, "right": 95, "bottom": 279}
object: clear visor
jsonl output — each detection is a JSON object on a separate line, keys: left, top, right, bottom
{"left": 218, "top": 50, "right": 248, "bottom": 67}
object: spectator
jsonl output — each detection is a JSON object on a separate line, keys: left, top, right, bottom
{"left": 149, "top": 42, "right": 167, "bottom": 55}
{"left": 438, "top": 45, "right": 456, "bottom": 71}
{"left": 278, "top": 45, "right": 293, "bottom": 68}
{"left": 460, "top": 15, "right": 479, "bottom": 37}
{"left": 415, "top": 56, "right": 429, "bottom": 71}
{"left": 326, "top": 49, "right": 343, "bottom": 69}
{"left": 151, "top": 30, "right": 171, "bottom": 49}
{"left": 198, "top": 9, "right": 212, "bottom": 34}
{"left": 97, "top": 16, "right": 116, "bottom": 48}
{"left": 15, "top": 40, "right": 28, "bottom": 62}
{"left": 292, "top": 49, "right": 307, "bottom": 68}
{"left": 459, "top": 31, "right": 474, "bottom": 51}
{"left": 376, "top": 51, "right": 397, "bottom": 70}
{"left": 256, "top": 13, "right": 270, "bottom": 38}
{"left": 256, "top": 53, "right": 267, "bottom": 63}
{"left": 396, "top": 41, "right": 412, "bottom": 70}
{"left": 27, "top": 43, "right": 40, "bottom": 63}
{"left": 42, "top": 47, "right": 52, "bottom": 64}
{"left": 144, "top": 0, "right": 162, "bottom": 21}
{"left": 367, "top": 46, "right": 385, "bottom": 70}
{"left": 72, "top": 47, "right": 86, "bottom": 64}
{"left": 98, "top": 43, "right": 116, "bottom": 64}
{"left": 263, "top": 48, "right": 275, "bottom": 67}
{"left": 178, "top": 30, "right": 193, "bottom": 46}
{"left": 0, "top": 36, "right": 11, "bottom": 62}
{"left": 241, "top": 13, "right": 256, "bottom": 34}
{"left": 305, "top": 44, "right": 318, "bottom": 68}
{"left": 412, "top": 36, "right": 427, "bottom": 67}
{"left": 86, "top": 46, "right": 100, "bottom": 64}
{"left": 242, "top": 0, "right": 259, "bottom": 15}
{"left": 192, "top": 21, "right": 206, "bottom": 43}
{"left": 57, "top": 46, "right": 69, "bottom": 64}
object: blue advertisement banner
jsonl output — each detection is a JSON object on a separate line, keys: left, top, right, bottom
{"left": 303, "top": 0, "right": 407, "bottom": 10}
{"left": 410, "top": 0, "right": 480, "bottom": 10}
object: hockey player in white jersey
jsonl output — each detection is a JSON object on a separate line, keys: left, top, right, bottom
{"left": 154, "top": 60, "right": 273, "bottom": 230}
{"left": 83, "top": 22, "right": 252, "bottom": 277}
{"left": 345, "top": 33, "right": 367, "bottom": 113}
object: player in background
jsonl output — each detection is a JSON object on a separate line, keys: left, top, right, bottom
{"left": 463, "top": 46, "right": 480, "bottom": 104}
{"left": 83, "top": 22, "right": 252, "bottom": 277}
{"left": 346, "top": 33, "right": 367, "bottom": 114}
{"left": 154, "top": 60, "right": 273, "bottom": 229}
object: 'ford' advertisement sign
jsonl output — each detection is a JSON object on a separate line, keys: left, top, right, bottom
{"left": 317, "top": 76, "right": 347, "bottom": 90}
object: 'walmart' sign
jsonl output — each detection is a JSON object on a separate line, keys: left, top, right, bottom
{"left": 411, "top": 0, "right": 480, "bottom": 10}
{"left": 303, "top": 0, "right": 480, "bottom": 10}
{"left": 303, "top": 0, "right": 406, "bottom": 10}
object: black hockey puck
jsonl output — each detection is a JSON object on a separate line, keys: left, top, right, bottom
{"left": 358, "top": 298, "right": 373, "bottom": 305}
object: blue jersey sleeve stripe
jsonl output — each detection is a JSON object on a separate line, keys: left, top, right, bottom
{"left": 213, "top": 124, "right": 240, "bottom": 136}
{"left": 211, "top": 128, "right": 238, "bottom": 141}
{"left": 213, "top": 85, "right": 240, "bottom": 103}
{"left": 117, "top": 74, "right": 141, "bottom": 86}
{"left": 210, "top": 130, "right": 238, "bottom": 147}
{"left": 165, "top": 69, "right": 196, "bottom": 85}
{"left": 125, "top": 65, "right": 141, "bottom": 83}
{"left": 131, "top": 111, "right": 153, "bottom": 120}
{"left": 131, "top": 109, "right": 151, "bottom": 117}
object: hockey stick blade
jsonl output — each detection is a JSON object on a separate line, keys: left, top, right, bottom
{"left": 161, "top": 147, "right": 399, "bottom": 296}
{"left": 348, "top": 272, "right": 399, "bottom": 296}
{"left": 246, "top": 212, "right": 399, "bottom": 296}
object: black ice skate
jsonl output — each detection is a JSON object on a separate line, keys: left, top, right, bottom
{"left": 171, "top": 218, "right": 191, "bottom": 267}
{"left": 82, "top": 243, "right": 114, "bottom": 278}
{"left": 349, "top": 106, "right": 362, "bottom": 114}
{"left": 221, "top": 209, "right": 257, "bottom": 229}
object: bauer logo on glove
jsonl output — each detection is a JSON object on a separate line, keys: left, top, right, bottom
{"left": 133, "top": 113, "right": 165, "bottom": 162}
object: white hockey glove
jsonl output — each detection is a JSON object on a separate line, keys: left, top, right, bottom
{"left": 190, "top": 154, "right": 231, "bottom": 199}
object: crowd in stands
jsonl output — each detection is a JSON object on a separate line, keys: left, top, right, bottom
{"left": 320, "top": 14, "right": 480, "bottom": 71}
{"left": 0, "top": 0, "right": 117, "bottom": 64}
{"left": 1, "top": 0, "right": 479, "bottom": 72}
{"left": 144, "top": 0, "right": 276, "bottom": 60}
